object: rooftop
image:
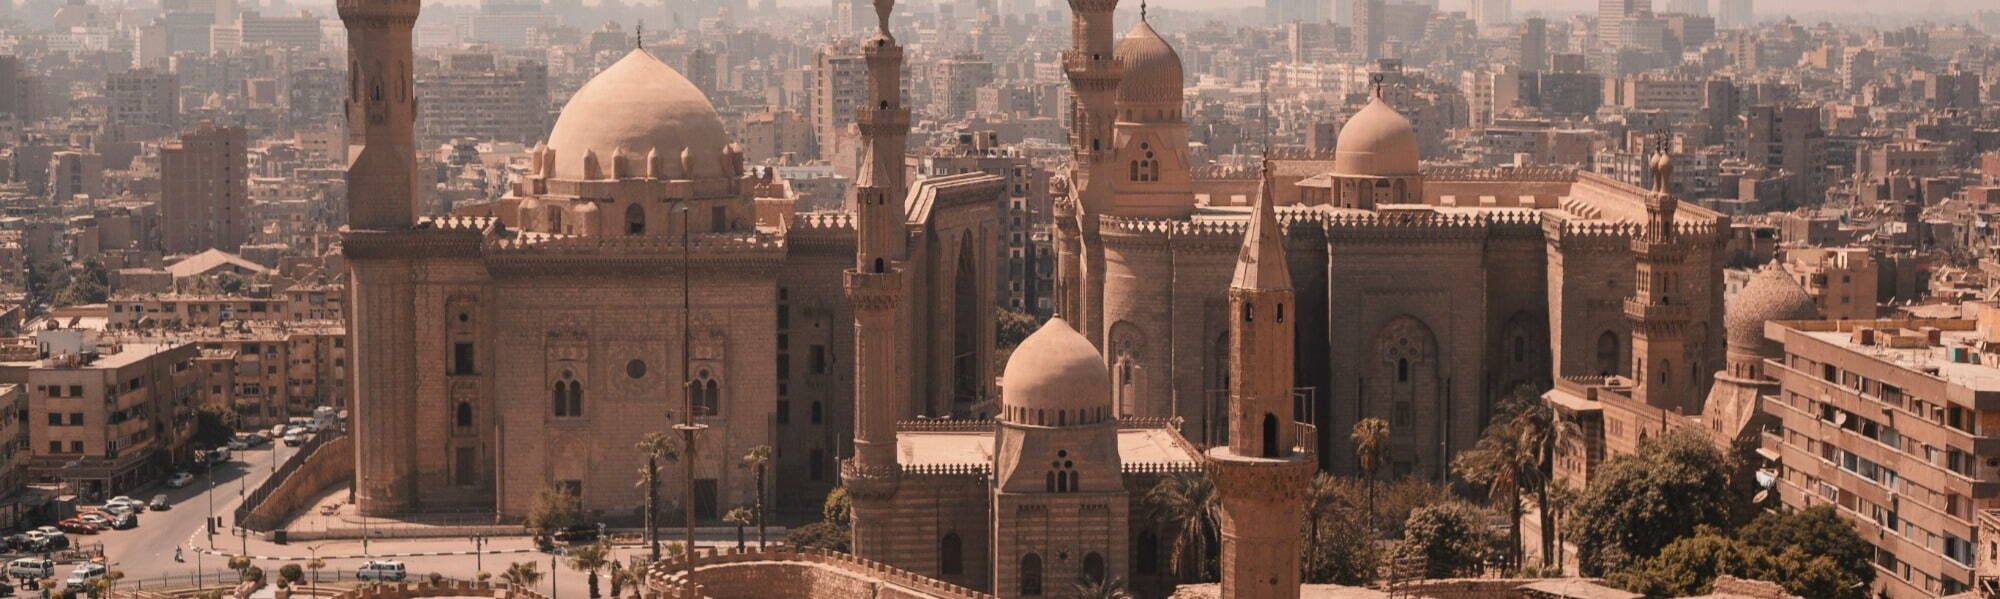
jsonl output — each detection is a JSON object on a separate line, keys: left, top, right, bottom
{"left": 1789, "top": 319, "right": 2000, "bottom": 391}
{"left": 898, "top": 421, "right": 1200, "bottom": 468}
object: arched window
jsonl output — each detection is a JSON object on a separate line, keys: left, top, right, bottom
{"left": 693, "top": 370, "right": 719, "bottom": 416}
{"left": 703, "top": 379, "right": 719, "bottom": 415}
{"left": 456, "top": 402, "right": 474, "bottom": 429}
{"left": 1276, "top": 303, "right": 1285, "bottom": 323}
{"left": 1130, "top": 161, "right": 1140, "bottom": 181}
{"left": 810, "top": 401, "right": 823, "bottom": 424}
{"left": 1081, "top": 552, "right": 1105, "bottom": 585}
{"left": 941, "top": 533, "right": 964, "bottom": 575}
{"left": 552, "top": 370, "right": 582, "bottom": 418}
{"left": 625, "top": 204, "right": 646, "bottom": 235}
{"left": 567, "top": 379, "right": 583, "bottom": 417}
{"left": 1243, "top": 304, "right": 1253, "bottom": 322}
{"left": 1513, "top": 334, "right": 1526, "bottom": 363}
{"left": 1046, "top": 471, "right": 1057, "bottom": 492}
{"left": 1262, "top": 413, "right": 1279, "bottom": 458}
{"left": 1658, "top": 359, "right": 1671, "bottom": 385}
{"left": 1020, "top": 553, "right": 1043, "bottom": 596}
{"left": 808, "top": 448, "right": 824, "bottom": 481}
{"left": 1397, "top": 358, "right": 1410, "bottom": 383}
{"left": 1596, "top": 331, "right": 1620, "bottom": 376}
{"left": 873, "top": 257, "right": 885, "bottom": 273}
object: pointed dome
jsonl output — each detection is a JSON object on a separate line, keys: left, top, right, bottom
{"left": 543, "top": 49, "right": 730, "bottom": 181}
{"left": 1115, "top": 20, "right": 1184, "bottom": 106}
{"left": 1333, "top": 94, "right": 1420, "bottom": 177}
{"left": 1233, "top": 165, "right": 1290, "bottom": 291}
{"left": 1726, "top": 264, "right": 1821, "bottom": 354}
{"left": 1001, "top": 318, "right": 1112, "bottom": 416}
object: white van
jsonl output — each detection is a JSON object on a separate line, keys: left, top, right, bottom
{"left": 8, "top": 558, "right": 53, "bottom": 579}
{"left": 355, "top": 560, "right": 406, "bottom": 581}
{"left": 64, "top": 563, "right": 104, "bottom": 587}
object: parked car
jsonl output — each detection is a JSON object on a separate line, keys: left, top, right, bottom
{"left": 34, "top": 527, "right": 66, "bottom": 550}
{"left": 270, "top": 424, "right": 288, "bottom": 438}
{"left": 148, "top": 494, "right": 170, "bottom": 510}
{"left": 63, "top": 563, "right": 104, "bottom": 587}
{"left": 77, "top": 514, "right": 108, "bottom": 528}
{"left": 206, "top": 448, "right": 231, "bottom": 463}
{"left": 19, "top": 531, "right": 47, "bottom": 551}
{"left": 553, "top": 524, "right": 599, "bottom": 543}
{"left": 56, "top": 519, "right": 97, "bottom": 534}
{"left": 239, "top": 434, "right": 270, "bottom": 448}
{"left": 7, "top": 558, "right": 52, "bottom": 579}
{"left": 282, "top": 432, "right": 303, "bottom": 446}
{"left": 355, "top": 561, "right": 406, "bottom": 581}
{"left": 166, "top": 472, "right": 195, "bottom": 488}
{"left": 108, "top": 513, "right": 136, "bottom": 530}
{"left": 99, "top": 504, "right": 133, "bottom": 517}
{"left": 106, "top": 496, "right": 142, "bottom": 512}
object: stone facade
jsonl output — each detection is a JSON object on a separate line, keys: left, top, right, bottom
{"left": 338, "top": 0, "right": 1003, "bottom": 520}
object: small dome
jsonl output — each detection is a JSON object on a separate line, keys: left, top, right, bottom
{"left": 544, "top": 49, "right": 729, "bottom": 181}
{"left": 1001, "top": 318, "right": 1111, "bottom": 416}
{"left": 1115, "top": 21, "right": 1184, "bottom": 107}
{"left": 1726, "top": 265, "right": 1820, "bottom": 353}
{"left": 1333, "top": 95, "right": 1420, "bottom": 177}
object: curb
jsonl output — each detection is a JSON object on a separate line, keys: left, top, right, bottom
{"left": 184, "top": 543, "right": 540, "bottom": 561}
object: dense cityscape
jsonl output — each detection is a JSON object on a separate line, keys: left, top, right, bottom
{"left": 1, "top": 0, "right": 2000, "bottom": 597}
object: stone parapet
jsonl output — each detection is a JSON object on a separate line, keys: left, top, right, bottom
{"left": 1422, "top": 166, "right": 1577, "bottom": 182}
{"left": 644, "top": 546, "right": 996, "bottom": 599}
{"left": 326, "top": 582, "right": 546, "bottom": 599}
{"left": 342, "top": 229, "right": 483, "bottom": 261}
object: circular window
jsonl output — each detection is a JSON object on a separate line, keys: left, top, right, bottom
{"left": 626, "top": 360, "right": 646, "bottom": 379}
{"left": 457, "top": 312, "right": 470, "bottom": 323}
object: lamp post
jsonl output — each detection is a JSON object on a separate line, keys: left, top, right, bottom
{"left": 674, "top": 204, "right": 707, "bottom": 570}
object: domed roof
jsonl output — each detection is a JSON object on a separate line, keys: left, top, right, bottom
{"left": 1001, "top": 318, "right": 1111, "bottom": 415}
{"left": 1333, "top": 94, "right": 1420, "bottom": 177}
{"left": 1115, "top": 20, "right": 1184, "bottom": 106}
{"left": 1726, "top": 264, "right": 1820, "bottom": 351}
{"left": 544, "top": 49, "right": 730, "bottom": 181}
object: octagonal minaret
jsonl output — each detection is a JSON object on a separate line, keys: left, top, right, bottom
{"left": 1207, "top": 163, "right": 1313, "bottom": 599}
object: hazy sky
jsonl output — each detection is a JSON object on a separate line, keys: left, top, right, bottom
{"left": 1133, "top": 0, "right": 1991, "bottom": 14}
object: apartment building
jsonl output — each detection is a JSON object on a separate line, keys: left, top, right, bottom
{"left": 24, "top": 333, "right": 200, "bottom": 500}
{"left": 1760, "top": 313, "right": 2000, "bottom": 598}
{"left": 107, "top": 289, "right": 344, "bottom": 329}
{"left": 0, "top": 385, "right": 30, "bottom": 530}
{"left": 160, "top": 124, "right": 251, "bottom": 254}
{"left": 186, "top": 321, "right": 345, "bottom": 427}
{"left": 1784, "top": 247, "right": 1878, "bottom": 320}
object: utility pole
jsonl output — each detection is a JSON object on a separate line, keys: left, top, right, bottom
{"left": 675, "top": 204, "right": 707, "bottom": 567}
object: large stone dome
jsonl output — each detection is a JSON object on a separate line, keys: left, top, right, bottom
{"left": 1001, "top": 318, "right": 1112, "bottom": 418}
{"left": 1726, "top": 264, "right": 1821, "bottom": 353}
{"left": 1333, "top": 95, "right": 1420, "bottom": 177}
{"left": 543, "top": 49, "right": 730, "bottom": 181}
{"left": 1115, "top": 20, "right": 1184, "bottom": 107}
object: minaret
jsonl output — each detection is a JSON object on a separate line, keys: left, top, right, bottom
{"left": 1626, "top": 150, "right": 1692, "bottom": 413}
{"left": 338, "top": 0, "right": 422, "bottom": 516}
{"left": 1207, "top": 164, "right": 1313, "bottom": 599}
{"left": 842, "top": 0, "right": 908, "bottom": 564}
{"left": 1063, "top": 0, "right": 1121, "bottom": 347}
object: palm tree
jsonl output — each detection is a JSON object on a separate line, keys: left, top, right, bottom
{"left": 1350, "top": 418, "right": 1390, "bottom": 522}
{"left": 566, "top": 542, "right": 610, "bottom": 599}
{"left": 616, "top": 564, "right": 649, "bottom": 599}
{"left": 723, "top": 507, "right": 754, "bottom": 550}
{"left": 740, "top": 445, "right": 772, "bottom": 547}
{"left": 1542, "top": 479, "right": 1577, "bottom": 570}
{"left": 500, "top": 562, "right": 542, "bottom": 589}
{"left": 306, "top": 558, "right": 325, "bottom": 596}
{"left": 1302, "top": 472, "right": 1341, "bottom": 556}
{"left": 1069, "top": 576, "right": 1132, "bottom": 599}
{"left": 95, "top": 570, "right": 123, "bottom": 599}
{"left": 1509, "top": 391, "right": 1561, "bottom": 569}
{"left": 635, "top": 432, "right": 679, "bottom": 561}
{"left": 1452, "top": 426, "right": 1525, "bottom": 569}
{"left": 1144, "top": 471, "right": 1219, "bottom": 580}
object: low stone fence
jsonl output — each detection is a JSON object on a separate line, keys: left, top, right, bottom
{"left": 327, "top": 581, "right": 550, "bottom": 599}
{"left": 644, "top": 546, "right": 993, "bottom": 599}
{"left": 241, "top": 435, "right": 353, "bottom": 532}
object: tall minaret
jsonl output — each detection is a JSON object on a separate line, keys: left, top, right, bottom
{"left": 842, "top": 0, "right": 909, "bottom": 564}
{"left": 1626, "top": 150, "right": 1692, "bottom": 413}
{"left": 1208, "top": 164, "right": 1313, "bottom": 599}
{"left": 339, "top": 0, "right": 422, "bottom": 516}
{"left": 1063, "top": 0, "right": 1120, "bottom": 347}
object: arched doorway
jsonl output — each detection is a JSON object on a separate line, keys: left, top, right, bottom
{"left": 940, "top": 533, "right": 963, "bottom": 575}
{"left": 1596, "top": 331, "right": 1621, "bottom": 376}
{"left": 1262, "top": 413, "right": 1279, "bottom": 457}
{"left": 1020, "top": 553, "right": 1043, "bottom": 596}
{"left": 1081, "top": 552, "right": 1105, "bottom": 584}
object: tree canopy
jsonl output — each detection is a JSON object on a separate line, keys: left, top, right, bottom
{"left": 1391, "top": 502, "right": 1494, "bottom": 579}
{"left": 1569, "top": 429, "right": 1739, "bottom": 575}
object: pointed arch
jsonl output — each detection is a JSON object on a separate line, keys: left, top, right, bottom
{"left": 625, "top": 203, "right": 646, "bottom": 235}
{"left": 940, "top": 532, "right": 964, "bottom": 575}
{"left": 1020, "top": 553, "right": 1043, "bottom": 596}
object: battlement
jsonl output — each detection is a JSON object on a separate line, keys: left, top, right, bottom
{"left": 1422, "top": 166, "right": 1577, "bottom": 182}
{"left": 1322, "top": 210, "right": 1538, "bottom": 230}
{"left": 336, "top": 0, "right": 419, "bottom": 20}
{"left": 329, "top": 581, "right": 544, "bottom": 599}
{"left": 903, "top": 463, "right": 991, "bottom": 476}
{"left": 1123, "top": 462, "right": 1203, "bottom": 475}
{"left": 1554, "top": 221, "right": 1641, "bottom": 238}
{"left": 646, "top": 545, "right": 996, "bottom": 599}
{"left": 1118, "top": 416, "right": 1184, "bottom": 429}
{"left": 419, "top": 216, "right": 498, "bottom": 233}
{"left": 1191, "top": 165, "right": 1256, "bottom": 180}
{"left": 486, "top": 232, "right": 783, "bottom": 254}
{"left": 896, "top": 418, "right": 995, "bottom": 432}
{"left": 791, "top": 211, "right": 856, "bottom": 232}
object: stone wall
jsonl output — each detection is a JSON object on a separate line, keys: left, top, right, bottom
{"left": 326, "top": 581, "right": 550, "bottom": 599}
{"left": 243, "top": 435, "right": 353, "bottom": 531}
{"left": 646, "top": 546, "right": 994, "bottom": 599}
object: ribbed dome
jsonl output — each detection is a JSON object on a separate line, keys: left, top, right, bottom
{"left": 1001, "top": 318, "right": 1111, "bottom": 415}
{"left": 544, "top": 49, "right": 729, "bottom": 181}
{"left": 1115, "top": 21, "right": 1184, "bottom": 106}
{"left": 1333, "top": 95, "right": 1420, "bottom": 177}
{"left": 1726, "top": 265, "right": 1820, "bottom": 352}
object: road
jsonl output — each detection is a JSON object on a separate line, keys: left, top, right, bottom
{"left": 67, "top": 443, "right": 764, "bottom": 598}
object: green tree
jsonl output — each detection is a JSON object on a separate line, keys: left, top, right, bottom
{"left": 1452, "top": 421, "right": 1525, "bottom": 569}
{"left": 1372, "top": 477, "right": 1455, "bottom": 539}
{"left": 740, "top": 445, "right": 772, "bottom": 546}
{"left": 634, "top": 431, "right": 679, "bottom": 560}
{"left": 1144, "top": 471, "right": 1219, "bottom": 580}
{"left": 500, "top": 562, "right": 542, "bottom": 588}
{"left": 1349, "top": 418, "right": 1390, "bottom": 527}
{"left": 1569, "top": 429, "right": 1738, "bottom": 576}
{"left": 193, "top": 404, "right": 238, "bottom": 449}
{"left": 723, "top": 507, "right": 754, "bottom": 550}
{"left": 227, "top": 555, "right": 253, "bottom": 582}
{"left": 1735, "top": 505, "right": 1874, "bottom": 588}
{"left": 996, "top": 308, "right": 1042, "bottom": 349}
{"left": 53, "top": 259, "right": 108, "bottom": 307}
{"left": 566, "top": 541, "right": 610, "bottom": 599}
{"left": 785, "top": 487, "right": 852, "bottom": 552}
{"left": 278, "top": 564, "right": 303, "bottom": 585}
{"left": 1605, "top": 527, "right": 1867, "bottom": 599}
{"left": 1392, "top": 502, "right": 1493, "bottom": 579}
{"left": 1068, "top": 575, "right": 1131, "bottom": 599}
{"left": 821, "top": 486, "right": 852, "bottom": 526}
{"left": 1301, "top": 476, "right": 1379, "bottom": 585}
{"left": 523, "top": 485, "right": 582, "bottom": 546}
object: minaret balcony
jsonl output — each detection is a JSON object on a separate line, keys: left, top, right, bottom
{"left": 845, "top": 267, "right": 905, "bottom": 311}
{"left": 337, "top": 0, "right": 419, "bottom": 21}
{"left": 1066, "top": 0, "right": 1119, "bottom": 12}
{"left": 855, "top": 107, "right": 910, "bottom": 130}
{"left": 1629, "top": 238, "right": 1687, "bottom": 257}
{"left": 1061, "top": 52, "right": 1123, "bottom": 85}
{"left": 1623, "top": 299, "right": 1691, "bottom": 323}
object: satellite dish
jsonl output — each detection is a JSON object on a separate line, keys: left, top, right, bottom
{"left": 1833, "top": 411, "right": 1849, "bottom": 426}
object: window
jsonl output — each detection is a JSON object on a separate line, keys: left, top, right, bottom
{"left": 940, "top": 533, "right": 964, "bottom": 576}
{"left": 808, "top": 448, "right": 824, "bottom": 481}
{"left": 692, "top": 370, "right": 720, "bottom": 416}
{"left": 710, "top": 206, "right": 727, "bottom": 232}
{"left": 70, "top": 441, "right": 82, "bottom": 453}
{"left": 625, "top": 204, "right": 646, "bottom": 235}
{"left": 1397, "top": 358, "right": 1410, "bottom": 382}
{"left": 1049, "top": 450, "right": 1077, "bottom": 493}
{"left": 455, "top": 402, "right": 473, "bottom": 429}
{"left": 453, "top": 342, "right": 476, "bottom": 375}
{"left": 1081, "top": 552, "right": 1105, "bottom": 585}
{"left": 1262, "top": 413, "right": 1280, "bottom": 458}
{"left": 552, "top": 371, "right": 583, "bottom": 418}
{"left": 47, "top": 441, "right": 59, "bottom": 453}
{"left": 68, "top": 413, "right": 81, "bottom": 426}
{"left": 626, "top": 359, "right": 647, "bottom": 379}
{"left": 811, "top": 345, "right": 827, "bottom": 374}
{"left": 46, "top": 413, "right": 59, "bottom": 426}
{"left": 1020, "top": 553, "right": 1043, "bottom": 596}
